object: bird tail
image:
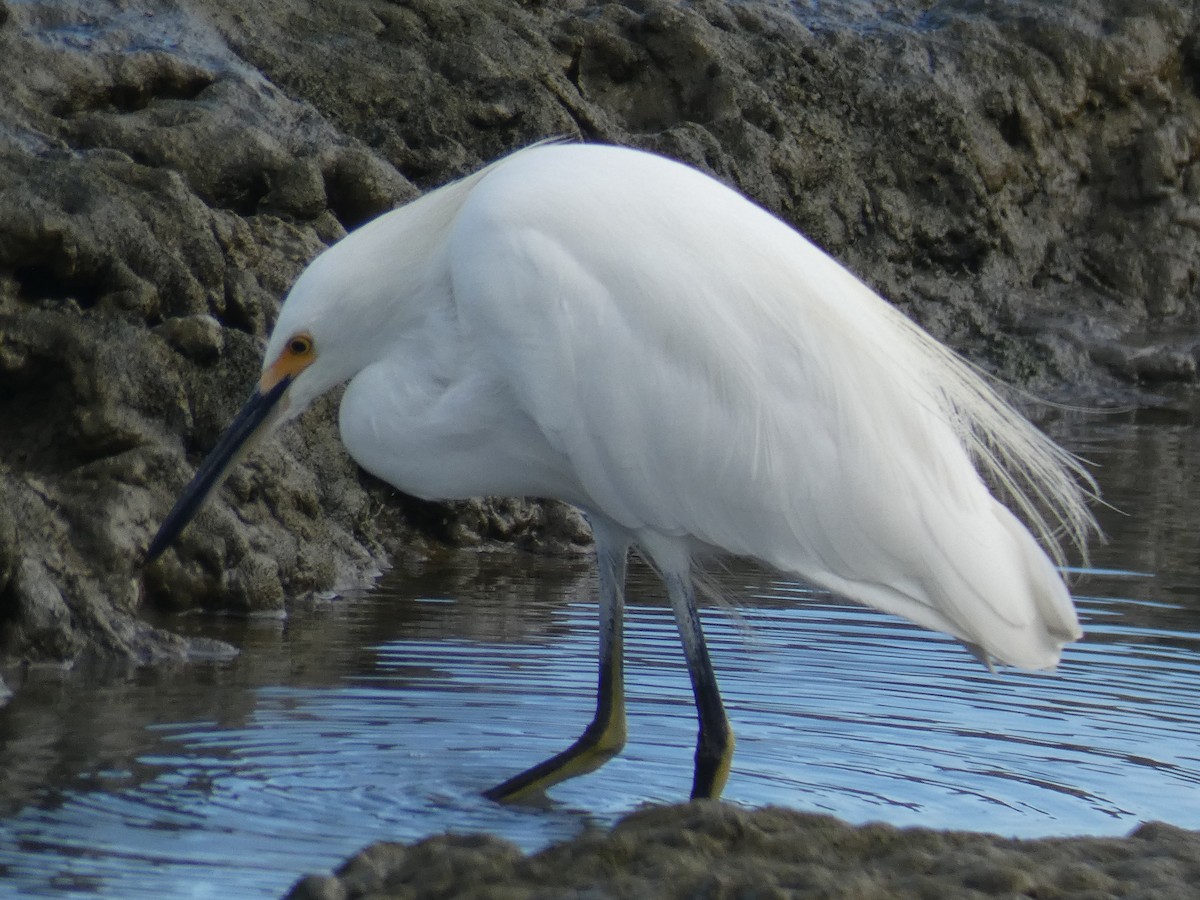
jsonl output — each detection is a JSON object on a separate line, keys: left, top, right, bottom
{"left": 974, "top": 502, "right": 1085, "bottom": 669}
{"left": 892, "top": 309, "right": 1101, "bottom": 569}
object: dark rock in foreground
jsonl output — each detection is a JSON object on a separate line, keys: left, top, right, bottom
{"left": 286, "top": 802, "right": 1200, "bottom": 900}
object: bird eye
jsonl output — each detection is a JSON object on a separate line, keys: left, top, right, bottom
{"left": 288, "top": 335, "right": 313, "bottom": 356}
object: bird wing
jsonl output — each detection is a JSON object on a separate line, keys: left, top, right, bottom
{"left": 447, "top": 144, "right": 1086, "bottom": 668}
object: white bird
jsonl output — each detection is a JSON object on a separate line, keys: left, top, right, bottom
{"left": 147, "top": 142, "right": 1097, "bottom": 803}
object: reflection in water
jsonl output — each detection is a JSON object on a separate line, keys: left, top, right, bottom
{"left": 0, "top": 414, "right": 1199, "bottom": 898}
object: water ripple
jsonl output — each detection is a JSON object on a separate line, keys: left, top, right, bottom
{"left": 2, "top": 416, "right": 1200, "bottom": 897}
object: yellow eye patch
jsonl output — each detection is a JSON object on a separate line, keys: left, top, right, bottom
{"left": 260, "top": 332, "right": 316, "bottom": 392}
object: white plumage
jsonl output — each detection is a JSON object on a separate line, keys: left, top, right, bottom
{"left": 153, "top": 142, "right": 1098, "bottom": 800}
{"left": 287, "top": 143, "right": 1093, "bottom": 666}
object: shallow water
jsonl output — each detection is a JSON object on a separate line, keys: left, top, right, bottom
{"left": 1, "top": 410, "right": 1199, "bottom": 898}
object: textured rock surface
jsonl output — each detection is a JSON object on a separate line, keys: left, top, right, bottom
{"left": 285, "top": 802, "right": 1200, "bottom": 900}
{"left": 1, "top": 0, "right": 1198, "bottom": 671}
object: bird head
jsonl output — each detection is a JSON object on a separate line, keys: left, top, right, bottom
{"left": 144, "top": 247, "right": 371, "bottom": 564}
{"left": 145, "top": 165, "right": 472, "bottom": 564}
{"left": 143, "top": 332, "right": 316, "bottom": 564}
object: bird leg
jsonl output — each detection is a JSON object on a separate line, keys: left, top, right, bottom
{"left": 664, "top": 570, "right": 735, "bottom": 800}
{"left": 483, "top": 537, "right": 629, "bottom": 803}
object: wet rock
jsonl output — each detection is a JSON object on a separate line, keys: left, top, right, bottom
{"left": 1, "top": 0, "right": 1199, "bottom": 674}
{"left": 286, "top": 875, "right": 344, "bottom": 900}
{"left": 154, "top": 313, "right": 224, "bottom": 362}
{"left": 1091, "top": 338, "right": 1200, "bottom": 384}
{"left": 286, "top": 802, "right": 1200, "bottom": 899}
{"left": 321, "top": 146, "right": 418, "bottom": 231}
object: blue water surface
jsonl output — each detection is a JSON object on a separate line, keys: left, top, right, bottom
{"left": 0, "top": 412, "right": 1198, "bottom": 899}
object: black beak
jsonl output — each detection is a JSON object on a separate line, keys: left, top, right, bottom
{"left": 146, "top": 376, "right": 292, "bottom": 563}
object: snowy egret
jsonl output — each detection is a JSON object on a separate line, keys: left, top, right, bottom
{"left": 148, "top": 142, "right": 1097, "bottom": 803}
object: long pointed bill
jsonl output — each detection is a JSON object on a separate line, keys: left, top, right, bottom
{"left": 145, "top": 376, "right": 293, "bottom": 563}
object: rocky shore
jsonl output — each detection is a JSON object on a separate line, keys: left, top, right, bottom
{"left": 1, "top": 0, "right": 1199, "bottom": 894}
{"left": 286, "top": 802, "right": 1200, "bottom": 899}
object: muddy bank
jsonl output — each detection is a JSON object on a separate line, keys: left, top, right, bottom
{"left": 1, "top": 0, "right": 1199, "bottom": 670}
{"left": 286, "top": 802, "right": 1200, "bottom": 899}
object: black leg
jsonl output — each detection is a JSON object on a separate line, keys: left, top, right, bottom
{"left": 663, "top": 570, "right": 734, "bottom": 800}
{"left": 484, "top": 533, "right": 629, "bottom": 803}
